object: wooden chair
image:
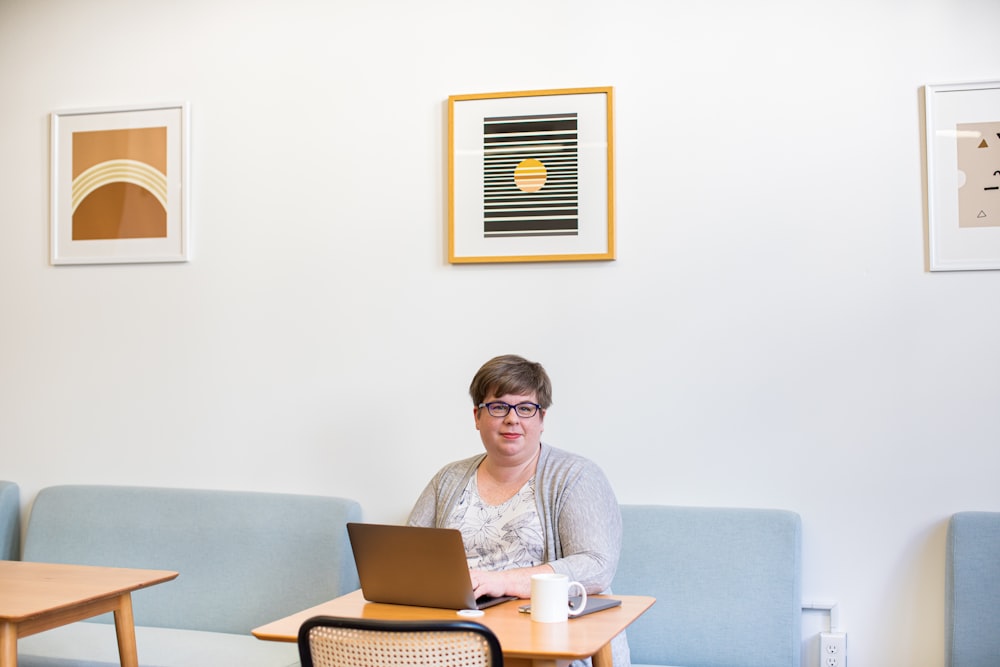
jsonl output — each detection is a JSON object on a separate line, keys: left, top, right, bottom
{"left": 298, "top": 616, "right": 503, "bottom": 667}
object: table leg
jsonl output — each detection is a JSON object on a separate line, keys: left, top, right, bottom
{"left": 591, "top": 641, "right": 613, "bottom": 667}
{"left": 1, "top": 621, "right": 17, "bottom": 667}
{"left": 112, "top": 593, "right": 139, "bottom": 667}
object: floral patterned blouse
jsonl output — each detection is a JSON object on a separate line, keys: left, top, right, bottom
{"left": 446, "top": 474, "right": 544, "bottom": 571}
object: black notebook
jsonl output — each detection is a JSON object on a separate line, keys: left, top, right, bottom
{"left": 518, "top": 596, "right": 623, "bottom": 617}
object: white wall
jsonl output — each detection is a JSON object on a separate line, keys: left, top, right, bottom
{"left": 2, "top": 1, "right": 999, "bottom": 665}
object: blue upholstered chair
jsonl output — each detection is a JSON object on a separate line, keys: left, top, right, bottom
{"left": 946, "top": 511, "right": 1000, "bottom": 667}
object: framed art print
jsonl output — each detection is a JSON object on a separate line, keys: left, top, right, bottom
{"left": 50, "top": 102, "right": 190, "bottom": 265}
{"left": 924, "top": 81, "right": 1000, "bottom": 271}
{"left": 448, "top": 87, "right": 615, "bottom": 264}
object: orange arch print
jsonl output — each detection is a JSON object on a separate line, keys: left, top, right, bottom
{"left": 71, "top": 126, "right": 168, "bottom": 240}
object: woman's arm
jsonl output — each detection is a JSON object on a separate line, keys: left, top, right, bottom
{"left": 406, "top": 481, "right": 437, "bottom": 527}
{"left": 544, "top": 457, "right": 623, "bottom": 593}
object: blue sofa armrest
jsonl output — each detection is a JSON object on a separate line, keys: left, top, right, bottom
{"left": 612, "top": 504, "right": 802, "bottom": 667}
{"left": 0, "top": 480, "right": 19, "bottom": 560}
{"left": 946, "top": 511, "right": 1000, "bottom": 667}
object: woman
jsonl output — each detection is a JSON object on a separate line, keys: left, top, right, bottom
{"left": 408, "top": 354, "right": 629, "bottom": 666}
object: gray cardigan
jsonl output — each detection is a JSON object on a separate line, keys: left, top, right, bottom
{"left": 407, "top": 443, "right": 622, "bottom": 594}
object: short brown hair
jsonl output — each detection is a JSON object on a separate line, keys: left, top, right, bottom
{"left": 469, "top": 354, "right": 553, "bottom": 409}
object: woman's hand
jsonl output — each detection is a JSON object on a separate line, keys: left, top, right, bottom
{"left": 470, "top": 564, "right": 554, "bottom": 599}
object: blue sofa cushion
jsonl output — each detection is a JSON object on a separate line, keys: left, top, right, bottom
{"left": 946, "top": 511, "right": 1000, "bottom": 667}
{"left": 612, "top": 505, "right": 802, "bottom": 667}
{"left": 17, "top": 622, "right": 298, "bottom": 667}
{"left": 22, "top": 485, "right": 362, "bottom": 635}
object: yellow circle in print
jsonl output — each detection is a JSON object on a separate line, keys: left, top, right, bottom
{"left": 513, "top": 158, "right": 547, "bottom": 193}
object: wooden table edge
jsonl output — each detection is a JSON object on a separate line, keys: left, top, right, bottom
{"left": 253, "top": 592, "right": 656, "bottom": 667}
{"left": 1, "top": 565, "right": 178, "bottom": 628}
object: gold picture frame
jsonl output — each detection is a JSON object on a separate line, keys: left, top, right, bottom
{"left": 50, "top": 102, "right": 190, "bottom": 265}
{"left": 448, "top": 87, "right": 615, "bottom": 264}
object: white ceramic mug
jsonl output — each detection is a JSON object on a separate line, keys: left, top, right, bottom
{"left": 530, "top": 573, "right": 587, "bottom": 623}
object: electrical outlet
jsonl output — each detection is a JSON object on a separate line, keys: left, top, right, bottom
{"left": 820, "top": 631, "right": 847, "bottom": 667}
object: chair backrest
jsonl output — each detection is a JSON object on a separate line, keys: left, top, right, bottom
{"left": 946, "top": 511, "right": 1000, "bottom": 667}
{"left": 0, "top": 481, "right": 19, "bottom": 560}
{"left": 299, "top": 616, "right": 503, "bottom": 667}
{"left": 612, "top": 504, "right": 802, "bottom": 667}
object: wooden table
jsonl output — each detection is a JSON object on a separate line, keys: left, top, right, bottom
{"left": 253, "top": 589, "right": 654, "bottom": 667}
{"left": 0, "top": 560, "right": 178, "bottom": 667}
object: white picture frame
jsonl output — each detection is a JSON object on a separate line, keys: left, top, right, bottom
{"left": 924, "top": 81, "right": 1000, "bottom": 271}
{"left": 50, "top": 102, "right": 190, "bottom": 265}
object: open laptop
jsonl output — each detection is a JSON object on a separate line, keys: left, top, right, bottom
{"left": 346, "top": 522, "right": 516, "bottom": 610}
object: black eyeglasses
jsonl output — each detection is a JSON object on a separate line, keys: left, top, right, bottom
{"left": 477, "top": 401, "right": 542, "bottom": 418}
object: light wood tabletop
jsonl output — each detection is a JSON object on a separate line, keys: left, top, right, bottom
{"left": 0, "top": 560, "right": 178, "bottom": 667}
{"left": 253, "top": 588, "right": 654, "bottom": 667}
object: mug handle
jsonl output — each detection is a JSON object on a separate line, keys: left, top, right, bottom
{"left": 567, "top": 582, "right": 588, "bottom": 617}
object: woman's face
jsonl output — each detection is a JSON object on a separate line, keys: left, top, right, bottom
{"left": 473, "top": 391, "right": 545, "bottom": 464}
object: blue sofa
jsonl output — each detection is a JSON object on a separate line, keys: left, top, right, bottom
{"left": 0, "top": 480, "right": 18, "bottom": 561}
{"left": 10, "top": 487, "right": 802, "bottom": 667}
{"left": 612, "top": 505, "right": 802, "bottom": 667}
{"left": 946, "top": 511, "right": 1000, "bottom": 667}
{"left": 16, "top": 485, "right": 362, "bottom": 667}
